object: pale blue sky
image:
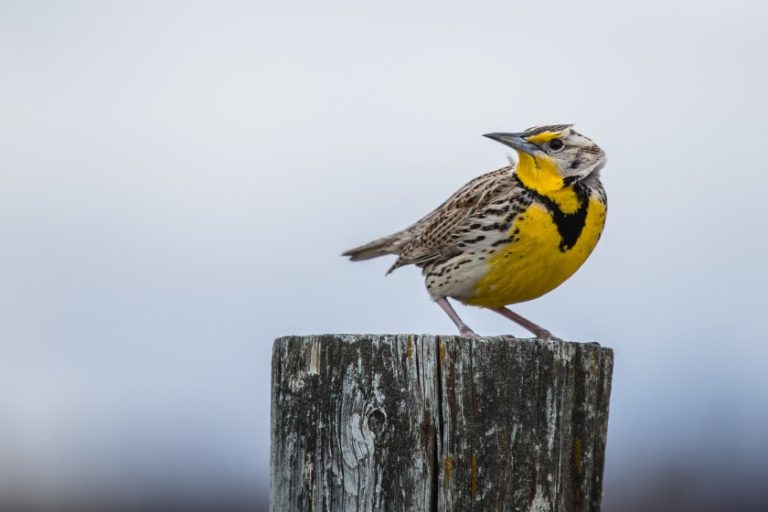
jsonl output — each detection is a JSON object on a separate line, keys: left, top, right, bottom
{"left": 1, "top": 0, "right": 767, "bottom": 508}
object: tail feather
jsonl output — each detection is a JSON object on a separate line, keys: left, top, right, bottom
{"left": 342, "top": 232, "right": 405, "bottom": 261}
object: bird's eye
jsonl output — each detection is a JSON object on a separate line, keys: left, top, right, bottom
{"left": 548, "top": 138, "right": 564, "bottom": 151}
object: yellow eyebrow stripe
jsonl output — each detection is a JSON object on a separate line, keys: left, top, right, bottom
{"left": 526, "top": 131, "right": 561, "bottom": 144}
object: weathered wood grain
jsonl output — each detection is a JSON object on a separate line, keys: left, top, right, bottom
{"left": 437, "top": 337, "right": 613, "bottom": 511}
{"left": 271, "top": 334, "right": 440, "bottom": 511}
{"left": 271, "top": 335, "right": 613, "bottom": 512}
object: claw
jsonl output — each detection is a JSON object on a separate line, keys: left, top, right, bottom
{"left": 538, "top": 330, "right": 563, "bottom": 342}
{"left": 436, "top": 297, "right": 480, "bottom": 339}
{"left": 491, "top": 307, "right": 562, "bottom": 341}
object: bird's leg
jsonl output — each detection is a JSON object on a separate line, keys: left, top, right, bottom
{"left": 436, "top": 297, "right": 478, "bottom": 338}
{"left": 490, "top": 307, "right": 562, "bottom": 341}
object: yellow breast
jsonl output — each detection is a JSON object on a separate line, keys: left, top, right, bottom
{"left": 466, "top": 196, "right": 606, "bottom": 308}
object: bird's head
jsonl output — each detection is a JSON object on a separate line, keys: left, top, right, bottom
{"left": 484, "top": 125, "right": 605, "bottom": 188}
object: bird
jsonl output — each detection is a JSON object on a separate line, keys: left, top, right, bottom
{"left": 343, "top": 124, "right": 607, "bottom": 340}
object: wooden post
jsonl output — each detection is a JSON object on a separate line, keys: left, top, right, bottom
{"left": 271, "top": 334, "right": 613, "bottom": 512}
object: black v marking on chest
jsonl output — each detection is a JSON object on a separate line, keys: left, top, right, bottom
{"left": 514, "top": 176, "right": 590, "bottom": 251}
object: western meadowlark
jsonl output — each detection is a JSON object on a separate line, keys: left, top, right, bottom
{"left": 343, "top": 124, "right": 607, "bottom": 340}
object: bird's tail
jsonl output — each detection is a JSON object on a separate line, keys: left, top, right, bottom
{"left": 342, "top": 232, "right": 406, "bottom": 261}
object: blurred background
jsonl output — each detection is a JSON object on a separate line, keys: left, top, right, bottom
{"left": 1, "top": 1, "right": 767, "bottom": 510}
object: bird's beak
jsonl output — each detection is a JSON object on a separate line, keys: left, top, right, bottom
{"left": 483, "top": 132, "right": 538, "bottom": 155}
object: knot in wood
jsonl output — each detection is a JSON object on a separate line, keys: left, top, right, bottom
{"left": 366, "top": 409, "right": 386, "bottom": 435}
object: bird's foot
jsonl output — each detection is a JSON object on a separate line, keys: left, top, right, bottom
{"left": 535, "top": 329, "right": 563, "bottom": 342}
{"left": 459, "top": 326, "right": 479, "bottom": 338}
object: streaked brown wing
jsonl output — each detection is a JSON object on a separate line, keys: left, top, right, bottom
{"left": 388, "top": 167, "right": 516, "bottom": 272}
